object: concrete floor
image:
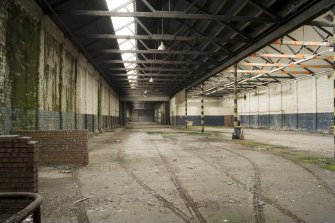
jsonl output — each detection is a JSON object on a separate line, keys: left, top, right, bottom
{"left": 39, "top": 123, "right": 335, "bottom": 223}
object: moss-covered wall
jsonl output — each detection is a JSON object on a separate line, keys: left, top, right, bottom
{"left": 0, "top": 0, "right": 120, "bottom": 134}
{"left": 63, "top": 49, "right": 76, "bottom": 113}
{"left": 43, "top": 31, "right": 60, "bottom": 111}
{"left": 1, "top": 0, "right": 40, "bottom": 130}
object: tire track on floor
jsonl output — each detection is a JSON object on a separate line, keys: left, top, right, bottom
{"left": 72, "top": 169, "right": 90, "bottom": 223}
{"left": 273, "top": 153, "right": 335, "bottom": 198}
{"left": 223, "top": 147, "right": 265, "bottom": 223}
{"left": 227, "top": 142, "right": 335, "bottom": 199}
{"left": 153, "top": 141, "right": 207, "bottom": 223}
{"left": 170, "top": 137, "right": 305, "bottom": 223}
{"left": 115, "top": 134, "right": 193, "bottom": 223}
{"left": 209, "top": 131, "right": 335, "bottom": 198}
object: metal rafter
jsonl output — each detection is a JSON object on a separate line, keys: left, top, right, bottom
{"left": 247, "top": 0, "right": 281, "bottom": 19}
{"left": 100, "top": 60, "right": 207, "bottom": 65}
{"left": 78, "top": 34, "right": 247, "bottom": 43}
{"left": 89, "top": 49, "right": 228, "bottom": 55}
{"left": 182, "top": 0, "right": 252, "bottom": 82}
{"left": 56, "top": 10, "right": 280, "bottom": 23}
{"left": 183, "top": 0, "right": 250, "bottom": 40}
{"left": 187, "top": 0, "right": 334, "bottom": 89}
{"left": 110, "top": 73, "right": 185, "bottom": 77}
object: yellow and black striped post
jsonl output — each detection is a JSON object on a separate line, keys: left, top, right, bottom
{"left": 234, "top": 63, "right": 238, "bottom": 127}
{"left": 185, "top": 90, "right": 188, "bottom": 129}
{"left": 201, "top": 82, "right": 204, "bottom": 133}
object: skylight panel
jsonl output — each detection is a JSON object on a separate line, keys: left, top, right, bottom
{"left": 106, "top": 0, "right": 138, "bottom": 88}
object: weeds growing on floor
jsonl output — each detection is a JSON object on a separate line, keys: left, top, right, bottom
{"left": 240, "top": 140, "right": 335, "bottom": 172}
{"left": 292, "top": 156, "right": 335, "bottom": 171}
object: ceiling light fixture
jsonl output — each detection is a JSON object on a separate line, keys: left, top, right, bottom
{"left": 149, "top": 77, "right": 154, "bottom": 83}
{"left": 158, "top": 41, "right": 166, "bottom": 50}
{"left": 158, "top": 0, "right": 166, "bottom": 50}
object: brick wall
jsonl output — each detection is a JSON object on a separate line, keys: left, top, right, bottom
{"left": 0, "top": 135, "right": 38, "bottom": 214}
{"left": 12, "top": 130, "right": 88, "bottom": 166}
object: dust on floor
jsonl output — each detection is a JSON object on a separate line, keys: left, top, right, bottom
{"left": 39, "top": 124, "right": 335, "bottom": 223}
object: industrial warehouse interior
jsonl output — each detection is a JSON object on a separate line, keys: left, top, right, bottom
{"left": 0, "top": 0, "right": 335, "bottom": 222}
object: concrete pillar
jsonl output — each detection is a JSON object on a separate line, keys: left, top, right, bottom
{"left": 201, "top": 82, "right": 204, "bottom": 133}
{"left": 185, "top": 91, "right": 188, "bottom": 129}
{"left": 233, "top": 64, "right": 238, "bottom": 127}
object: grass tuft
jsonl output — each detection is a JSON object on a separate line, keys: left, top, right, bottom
{"left": 293, "top": 156, "right": 335, "bottom": 172}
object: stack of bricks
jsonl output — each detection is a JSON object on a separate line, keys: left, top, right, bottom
{"left": 0, "top": 135, "right": 38, "bottom": 214}
{"left": 12, "top": 130, "right": 88, "bottom": 166}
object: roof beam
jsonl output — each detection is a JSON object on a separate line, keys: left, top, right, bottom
{"left": 78, "top": 34, "right": 247, "bottom": 43}
{"left": 239, "top": 62, "right": 332, "bottom": 68}
{"left": 187, "top": 0, "right": 335, "bottom": 89}
{"left": 90, "top": 49, "right": 228, "bottom": 55}
{"left": 183, "top": 0, "right": 250, "bottom": 40}
{"left": 117, "top": 79, "right": 182, "bottom": 82}
{"left": 100, "top": 60, "right": 210, "bottom": 65}
{"left": 247, "top": 0, "right": 281, "bottom": 19}
{"left": 304, "top": 20, "right": 334, "bottom": 27}
{"left": 110, "top": 73, "right": 185, "bottom": 77}
{"left": 271, "top": 39, "right": 333, "bottom": 47}
{"left": 249, "top": 53, "right": 333, "bottom": 59}
{"left": 56, "top": 10, "right": 280, "bottom": 23}
{"left": 120, "top": 96, "right": 170, "bottom": 102}
{"left": 224, "top": 70, "right": 316, "bottom": 75}
{"left": 257, "top": 76, "right": 294, "bottom": 79}
{"left": 107, "top": 67, "right": 190, "bottom": 72}
{"left": 124, "top": 85, "right": 175, "bottom": 88}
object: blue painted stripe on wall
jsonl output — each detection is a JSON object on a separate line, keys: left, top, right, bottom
{"left": 172, "top": 112, "right": 332, "bottom": 132}
{"left": 174, "top": 116, "right": 225, "bottom": 126}
{"left": 240, "top": 112, "right": 332, "bottom": 132}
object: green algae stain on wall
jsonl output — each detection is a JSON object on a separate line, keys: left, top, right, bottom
{"left": 64, "top": 50, "right": 76, "bottom": 113}
{"left": 43, "top": 31, "right": 60, "bottom": 111}
{"left": 5, "top": 0, "right": 40, "bottom": 129}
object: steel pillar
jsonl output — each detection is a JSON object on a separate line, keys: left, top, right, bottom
{"left": 233, "top": 64, "right": 238, "bottom": 127}
{"left": 165, "top": 102, "right": 170, "bottom": 125}
{"left": 201, "top": 82, "right": 204, "bottom": 133}
{"left": 333, "top": 6, "right": 335, "bottom": 160}
{"left": 185, "top": 91, "right": 188, "bottom": 129}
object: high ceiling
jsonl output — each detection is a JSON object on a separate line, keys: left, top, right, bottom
{"left": 35, "top": 0, "right": 334, "bottom": 101}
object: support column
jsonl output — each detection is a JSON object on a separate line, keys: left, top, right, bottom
{"left": 201, "top": 82, "right": 204, "bottom": 133}
{"left": 234, "top": 63, "right": 238, "bottom": 127}
{"left": 124, "top": 102, "right": 127, "bottom": 125}
{"left": 59, "top": 43, "right": 64, "bottom": 130}
{"left": 165, "top": 101, "right": 170, "bottom": 125}
{"left": 333, "top": 6, "right": 335, "bottom": 160}
{"left": 74, "top": 57, "right": 78, "bottom": 130}
{"left": 185, "top": 91, "right": 188, "bottom": 128}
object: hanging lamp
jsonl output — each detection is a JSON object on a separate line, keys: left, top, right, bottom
{"left": 158, "top": 41, "right": 166, "bottom": 50}
{"left": 157, "top": 0, "right": 166, "bottom": 50}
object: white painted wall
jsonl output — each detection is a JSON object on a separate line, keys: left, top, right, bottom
{"left": 238, "top": 73, "right": 332, "bottom": 117}
{"left": 38, "top": 11, "right": 119, "bottom": 117}
{"left": 170, "top": 73, "right": 332, "bottom": 118}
